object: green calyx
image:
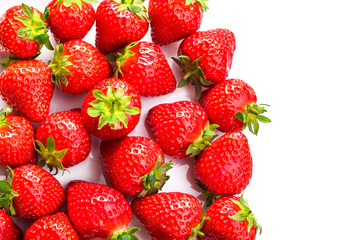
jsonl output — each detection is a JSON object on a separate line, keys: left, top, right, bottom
{"left": 55, "top": 0, "right": 98, "bottom": 9}
{"left": 109, "top": 41, "right": 138, "bottom": 79}
{"left": 196, "top": 180, "right": 222, "bottom": 207}
{"left": 235, "top": 103, "right": 271, "bottom": 135}
{"left": 111, "top": 227, "right": 140, "bottom": 240}
{"left": 35, "top": 136, "right": 69, "bottom": 175}
{"left": 188, "top": 208, "right": 209, "bottom": 240}
{"left": 114, "top": 0, "right": 150, "bottom": 22}
{"left": 138, "top": 156, "right": 173, "bottom": 198}
{"left": 0, "top": 107, "right": 12, "bottom": 128}
{"left": 0, "top": 53, "right": 41, "bottom": 68}
{"left": 49, "top": 43, "right": 73, "bottom": 90}
{"left": 87, "top": 84, "right": 141, "bottom": 130}
{"left": 186, "top": 122, "right": 219, "bottom": 158}
{"left": 0, "top": 167, "right": 18, "bottom": 216}
{"left": 231, "top": 193, "right": 262, "bottom": 235}
{"left": 185, "top": 0, "right": 209, "bottom": 11}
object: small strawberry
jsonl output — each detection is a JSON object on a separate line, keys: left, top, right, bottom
{"left": 146, "top": 101, "right": 218, "bottom": 159}
{"left": 112, "top": 41, "right": 176, "bottom": 96}
{"left": 0, "top": 108, "right": 37, "bottom": 168}
{"left": 101, "top": 136, "right": 173, "bottom": 197}
{"left": 0, "top": 60, "right": 54, "bottom": 123}
{"left": 82, "top": 78, "right": 141, "bottom": 141}
{"left": 47, "top": 0, "right": 97, "bottom": 43}
{"left": 0, "top": 209, "right": 22, "bottom": 240}
{"left": 0, "top": 165, "right": 65, "bottom": 219}
{"left": 173, "top": 28, "right": 236, "bottom": 98}
{"left": 24, "top": 212, "right": 80, "bottom": 240}
{"left": 149, "top": 0, "right": 208, "bottom": 45}
{"left": 35, "top": 109, "right": 91, "bottom": 174}
{"left": 50, "top": 40, "right": 111, "bottom": 94}
{"left": 95, "top": 0, "right": 149, "bottom": 54}
{"left": 67, "top": 180, "right": 139, "bottom": 239}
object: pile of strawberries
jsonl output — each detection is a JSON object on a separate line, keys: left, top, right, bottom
{"left": 0, "top": 0, "right": 271, "bottom": 239}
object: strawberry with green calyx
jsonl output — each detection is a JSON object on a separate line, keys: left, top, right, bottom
{"left": 0, "top": 209, "right": 23, "bottom": 240}
{"left": 235, "top": 104, "right": 271, "bottom": 135}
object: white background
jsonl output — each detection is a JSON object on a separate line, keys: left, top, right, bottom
{"left": 1, "top": 0, "right": 360, "bottom": 239}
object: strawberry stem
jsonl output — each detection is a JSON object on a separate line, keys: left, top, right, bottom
{"left": 111, "top": 227, "right": 140, "bottom": 240}
{"left": 235, "top": 103, "right": 271, "bottom": 135}
{"left": 0, "top": 107, "right": 12, "bottom": 128}
{"left": 186, "top": 122, "right": 219, "bottom": 158}
{"left": 49, "top": 43, "right": 73, "bottom": 90}
{"left": 115, "top": 0, "right": 149, "bottom": 22}
{"left": 188, "top": 208, "right": 209, "bottom": 239}
{"left": 0, "top": 167, "right": 18, "bottom": 216}
{"left": 113, "top": 41, "right": 138, "bottom": 78}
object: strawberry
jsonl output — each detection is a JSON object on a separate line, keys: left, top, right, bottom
{"left": 101, "top": 136, "right": 173, "bottom": 197}
{"left": 0, "top": 165, "right": 65, "bottom": 219}
{"left": 0, "top": 60, "right": 54, "bottom": 123}
{"left": 35, "top": 109, "right": 91, "bottom": 174}
{"left": 199, "top": 79, "right": 271, "bottom": 135}
{"left": 95, "top": 0, "right": 149, "bottom": 54}
{"left": 132, "top": 192, "right": 207, "bottom": 239}
{"left": 173, "top": 28, "right": 236, "bottom": 98}
{"left": 47, "top": 0, "right": 97, "bottom": 43}
{"left": 146, "top": 101, "right": 218, "bottom": 159}
{"left": 194, "top": 131, "right": 252, "bottom": 206}
{"left": 0, "top": 4, "right": 52, "bottom": 59}
{"left": 200, "top": 195, "right": 262, "bottom": 240}
{"left": 112, "top": 41, "right": 176, "bottom": 96}
{"left": 50, "top": 40, "right": 112, "bottom": 94}
{"left": 67, "top": 180, "right": 139, "bottom": 239}
{"left": 148, "top": 0, "right": 208, "bottom": 46}
{"left": 82, "top": 78, "right": 141, "bottom": 141}
{"left": 0, "top": 108, "right": 37, "bottom": 168}
{"left": 0, "top": 209, "right": 22, "bottom": 240}
{"left": 24, "top": 212, "right": 80, "bottom": 240}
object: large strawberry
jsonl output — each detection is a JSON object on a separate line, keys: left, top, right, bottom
{"left": 0, "top": 209, "right": 22, "bottom": 240}
{"left": 146, "top": 101, "right": 218, "bottom": 159}
{"left": 67, "top": 180, "right": 139, "bottom": 239}
{"left": 101, "top": 136, "right": 173, "bottom": 197}
{"left": 82, "top": 78, "right": 141, "bottom": 141}
{"left": 50, "top": 40, "right": 111, "bottom": 94}
{"left": 35, "top": 109, "right": 91, "bottom": 174}
{"left": 149, "top": 0, "right": 208, "bottom": 46}
{"left": 95, "top": 0, "right": 149, "bottom": 54}
{"left": 0, "top": 60, "right": 54, "bottom": 123}
{"left": 0, "top": 108, "right": 37, "bottom": 168}
{"left": 47, "top": 0, "right": 97, "bottom": 43}
{"left": 0, "top": 4, "right": 52, "bottom": 59}
{"left": 112, "top": 41, "right": 176, "bottom": 96}
{"left": 0, "top": 165, "right": 65, "bottom": 219}
{"left": 199, "top": 79, "right": 271, "bottom": 135}
{"left": 173, "top": 28, "right": 236, "bottom": 98}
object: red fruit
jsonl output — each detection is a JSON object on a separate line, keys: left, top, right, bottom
{"left": 199, "top": 79, "right": 271, "bottom": 135}
{"left": 0, "top": 209, "right": 22, "bottom": 240}
{"left": 35, "top": 109, "right": 91, "bottom": 174}
{"left": 50, "top": 39, "right": 111, "bottom": 94}
{"left": 67, "top": 181, "right": 139, "bottom": 239}
{"left": 0, "top": 60, "right": 54, "bottom": 123}
{"left": 95, "top": 0, "right": 149, "bottom": 54}
{"left": 149, "top": 0, "right": 208, "bottom": 45}
{"left": 101, "top": 136, "right": 172, "bottom": 197}
{"left": 24, "top": 212, "right": 80, "bottom": 240}
{"left": 0, "top": 108, "right": 37, "bottom": 168}
{"left": 114, "top": 41, "right": 176, "bottom": 96}
{"left": 82, "top": 78, "right": 141, "bottom": 141}
{"left": 146, "top": 101, "right": 217, "bottom": 159}
{"left": 47, "top": 0, "right": 96, "bottom": 43}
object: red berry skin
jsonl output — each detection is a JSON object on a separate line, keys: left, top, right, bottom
{"left": 95, "top": 0, "right": 149, "bottom": 54}
{"left": 131, "top": 192, "right": 202, "bottom": 240}
{"left": 0, "top": 60, "right": 54, "bottom": 123}
{"left": 67, "top": 181, "right": 132, "bottom": 239}
{"left": 0, "top": 209, "right": 22, "bottom": 240}
{"left": 194, "top": 132, "right": 253, "bottom": 196}
{"left": 47, "top": 0, "right": 95, "bottom": 43}
{"left": 24, "top": 212, "right": 80, "bottom": 240}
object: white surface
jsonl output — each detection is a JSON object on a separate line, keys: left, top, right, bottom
{"left": 1, "top": 0, "right": 360, "bottom": 239}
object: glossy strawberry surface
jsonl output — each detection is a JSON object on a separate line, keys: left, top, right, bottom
{"left": 0, "top": 209, "right": 22, "bottom": 240}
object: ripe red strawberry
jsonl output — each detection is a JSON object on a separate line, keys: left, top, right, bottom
{"left": 67, "top": 181, "right": 139, "bottom": 239}
{"left": 24, "top": 212, "right": 80, "bottom": 240}
{"left": 35, "top": 109, "right": 91, "bottom": 174}
{"left": 0, "top": 165, "right": 65, "bottom": 219}
{"left": 47, "top": 0, "right": 97, "bottom": 43}
{"left": 95, "top": 0, "right": 149, "bottom": 54}
{"left": 0, "top": 209, "right": 22, "bottom": 240}
{"left": 194, "top": 131, "right": 252, "bottom": 206}
{"left": 200, "top": 195, "right": 262, "bottom": 240}
{"left": 0, "top": 108, "right": 37, "bottom": 168}
{"left": 132, "top": 192, "right": 206, "bottom": 239}
{"left": 0, "top": 4, "right": 52, "bottom": 59}
{"left": 0, "top": 60, "right": 54, "bottom": 123}
{"left": 199, "top": 79, "right": 271, "bottom": 135}
{"left": 101, "top": 136, "right": 173, "bottom": 197}
{"left": 82, "top": 78, "right": 141, "bottom": 141}
{"left": 174, "top": 28, "right": 236, "bottom": 98}
{"left": 149, "top": 0, "right": 208, "bottom": 45}
{"left": 112, "top": 41, "right": 176, "bottom": 96}
{"left": 50, "top": 40, "right": 112, "bottom": 94}
{"left": 146, "top": 101, "right": 218, "bottom": 159}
